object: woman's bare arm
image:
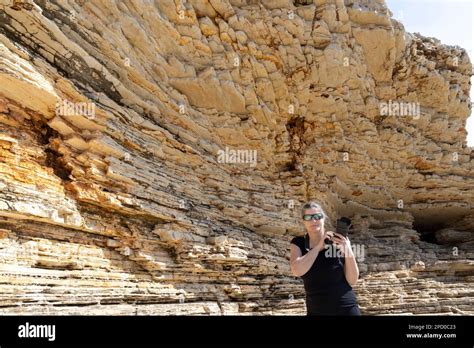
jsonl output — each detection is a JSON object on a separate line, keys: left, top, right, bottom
{"left": 290, "top": 243, "right": 323, "bottom": 277}
{"left": 332, "top": 233, "right": 359, "bottom": 286}
{"left": 343, "top": 250, "right": 359, "bottom": 286}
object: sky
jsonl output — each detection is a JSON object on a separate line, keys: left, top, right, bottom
{"left": 386, "top": 0, "right": 474, "bottom": 147}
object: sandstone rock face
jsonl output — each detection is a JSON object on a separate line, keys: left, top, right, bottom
{"left": 0, "top": 0, "right": 472, "bottom": 315}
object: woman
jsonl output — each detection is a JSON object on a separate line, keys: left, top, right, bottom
{"left": 290, "top": 201, "right": 361, "bottom": 316}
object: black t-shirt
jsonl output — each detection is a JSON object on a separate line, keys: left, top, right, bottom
{"left": 290, "top": 235, "right": 357, "bottom": 311}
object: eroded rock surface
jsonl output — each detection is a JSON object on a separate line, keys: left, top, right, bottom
{"left": 0, "top": 0, "right": 472, "bottom": 315}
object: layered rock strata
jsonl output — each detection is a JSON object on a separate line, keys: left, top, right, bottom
{"left": 0, "top": 0, "right": 472, "bottom": 315}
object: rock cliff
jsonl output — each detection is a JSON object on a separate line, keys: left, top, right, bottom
{"left": 0, "top": 0, "right": 472, "bottom": 315}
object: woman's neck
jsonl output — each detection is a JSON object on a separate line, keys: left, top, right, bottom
{"left": 308, "top": 232, "right": 323, "bottom": 248}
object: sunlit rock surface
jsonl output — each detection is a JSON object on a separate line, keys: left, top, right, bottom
{"left": 0, "top": 0, "right": 472, "bottom": 315}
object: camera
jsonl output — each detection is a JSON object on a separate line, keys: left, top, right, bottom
{"left": 325, "top": 217, "right": 352, "bottom": 245}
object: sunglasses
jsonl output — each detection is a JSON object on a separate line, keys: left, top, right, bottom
{"left": 302, "top": 213, "right": 324, "bottom": 221}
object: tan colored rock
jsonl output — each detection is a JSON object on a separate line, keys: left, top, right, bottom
{"left": 312, "top": 21, "right": 332, "bottom": 48}
{"left": 0, "top": 0, "right": 472, "bottom": 316}
{"left": 353, "top": 28, "right": 396, "bottom": 82}
{"left": 199, "top": 17, "right": 218, "bottom": 37}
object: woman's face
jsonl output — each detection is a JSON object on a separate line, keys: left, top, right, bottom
{"left": 303, "top": 208, "right": 325, "bottom": 236}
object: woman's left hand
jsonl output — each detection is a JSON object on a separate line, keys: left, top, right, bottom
{"left": 331, "top": 232, "right": 352, "bottom": 257}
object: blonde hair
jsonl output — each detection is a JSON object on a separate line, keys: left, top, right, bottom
{"left": 301, "top": 201, "right": 327, "bottom": 219}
